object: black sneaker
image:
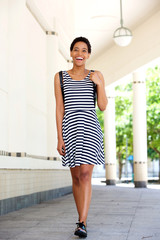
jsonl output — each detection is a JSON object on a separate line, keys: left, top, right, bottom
{"left": 74, "top": 222, "right": 87, "bottom": 238}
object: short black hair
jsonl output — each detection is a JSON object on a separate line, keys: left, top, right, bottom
{"left": 70, "top": 37, "right": 91, "bottom": 53}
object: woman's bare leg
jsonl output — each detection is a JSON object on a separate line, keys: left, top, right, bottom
{"left": 70, "top": 164, "right": 94, "bottom": 225}
{"left": 79, "top": 164, "right": 94, "bottom": 225}
{"left": 70, "top": 166, "right": 81, "bottom": 218}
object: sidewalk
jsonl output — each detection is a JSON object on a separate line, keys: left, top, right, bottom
{"left": 0, "top": 182, "right": 160, "bottom": 240}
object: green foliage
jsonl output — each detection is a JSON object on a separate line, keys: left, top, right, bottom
{"left": 115, "top": 82, "right": 133, "bottom": 165}
{"left": 96, "top": 107, "right": 104, "bottom": 134}
{"left": 148, "top": 148, "right": 159, "bottom": 160}
{"left": 146, "top": 66, "right": 160, "bottom": 158}
{"left": 96, "top": 66, "right": 160, "bottom": 180}
{"left": 96, "top": 107, "right": 105, "bottom": 152}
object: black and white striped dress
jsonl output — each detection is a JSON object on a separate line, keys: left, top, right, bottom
{"left": 62, "top": 70, "right": 105, "bottom": 168}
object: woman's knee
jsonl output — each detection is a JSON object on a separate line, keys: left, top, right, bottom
{"left": 72, "top": 175, "right": 80, "bottom": 186}
{"left": 79, "top": 165, "right": 94, "bottom": 183}
{"left": 79, "top": 171, "right": 91, "bottom": 183}
{"left": 70, "top": 167, "right": 80, "bottom": 186}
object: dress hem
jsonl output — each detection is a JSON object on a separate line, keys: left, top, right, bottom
{"left": 62, "top": 162, "right": 105, "bottom": 168}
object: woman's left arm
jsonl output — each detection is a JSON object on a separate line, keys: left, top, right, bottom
{"left": 90, "top": 71, "right": 108, "bottom": 111}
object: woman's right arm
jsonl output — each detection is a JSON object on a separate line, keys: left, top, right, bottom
{"left": 54, "top": 72, "right": 66, "bottom": 156}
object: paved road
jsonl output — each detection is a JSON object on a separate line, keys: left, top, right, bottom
{"left": 0, "top": 183, "right": 160, "bottom": 240}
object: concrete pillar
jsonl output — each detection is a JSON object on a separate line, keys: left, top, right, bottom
{"left": 8, "top": 0, "right": 27, "bottom": 152}
{"left": 133, "top": 71, "right": 148, "bottom": 188}
{"left": 46, "top": 32, "right": 59, "bottom": 157}
{"left": 104, "top": 87, "right": 116, "bottom": 185}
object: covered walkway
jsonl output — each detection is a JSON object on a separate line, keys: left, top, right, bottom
{"left": 1, "top": 2, "right": 160, "bottom": 239}
{"left": 0, "top": 183, "right": 160, "bottom": 240}
{"left": 1, "top": 0, "right": 160, "bottom": 215}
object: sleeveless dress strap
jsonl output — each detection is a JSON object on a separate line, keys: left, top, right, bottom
{"left": 59, "top": 71, "right": 64, "bottom": 101}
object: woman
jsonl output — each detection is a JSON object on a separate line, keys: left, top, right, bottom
{"left": 54, "top": 36, "right": 108, "bottom": 238}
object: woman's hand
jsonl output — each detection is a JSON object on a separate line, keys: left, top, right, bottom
{"left": 57, "top": 139, "right": 66, "bottom": 156}
{"left": 90, "top": 71, "right": 102, "bottom": 86}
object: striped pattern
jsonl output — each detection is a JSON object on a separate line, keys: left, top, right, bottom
{"left": 63, "top": 71, "right": 95, "bottom": 112}
{"left": 62, "top": 71, "right": 105, "bottom": 168}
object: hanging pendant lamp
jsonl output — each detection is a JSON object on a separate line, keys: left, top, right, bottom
{"left": 113, "top": 0, "right": 132, "bottom": 47}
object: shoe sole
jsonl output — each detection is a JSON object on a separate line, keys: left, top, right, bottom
{"left": 74, "top": 230, "right": 87, "bottom": 238}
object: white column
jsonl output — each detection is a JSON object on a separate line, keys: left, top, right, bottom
{"left": 8, "top": 0, "right": 27, "bottom": 154}
{"left": 46, "top": 32, "right": 59, "bottom": 157}
{"left": 104, "top": 87, "right": 116, "bottom": 185}
{"left": 67, "top": 60, "right": 73, "bottom": 70}
{"left": 133, "top": 71, "right": 148, "bottom": 188}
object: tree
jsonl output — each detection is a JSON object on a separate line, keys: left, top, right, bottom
{"left": 96, "top": 83, "right": 133, "bottom": 180}
{"left": 96, "top": 107, "right": 104, "bottom": 134}
{"left": 97, "top": 66, "right": 160, "bottom": 182}
{"left": 146, "top": 66, "right": 160, "bottom": 182}
{"left": 115, "top": 83, "right": 133, "bottom": 179}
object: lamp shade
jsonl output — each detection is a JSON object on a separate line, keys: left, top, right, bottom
{"left": 113, "top": 26, "right": 132, "bottom": 47}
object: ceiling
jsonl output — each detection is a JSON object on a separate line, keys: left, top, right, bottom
{"left": 31, "top": 0, "right": 160, "bottom": 62}
{"left": 74, "top": 0, "right": 160, "bottom": 61}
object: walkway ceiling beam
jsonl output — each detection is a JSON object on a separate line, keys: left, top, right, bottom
{"left": 26, "top": 0, "right": 57, "bottom": 35}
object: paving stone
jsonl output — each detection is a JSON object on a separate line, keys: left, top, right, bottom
{"left": 0, "top": 184, "right": 160, "bottom": 240}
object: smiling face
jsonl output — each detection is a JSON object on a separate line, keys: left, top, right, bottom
{"left": 70, "top": 41, "right": 90, "bottom": 66}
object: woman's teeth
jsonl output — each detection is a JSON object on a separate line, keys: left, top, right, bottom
{"left": 76, "top": 57, "right": 83, "bottom": 60}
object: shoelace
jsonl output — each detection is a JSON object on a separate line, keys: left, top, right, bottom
{"left": 76, "top": 222, "right": 87, "bottom": 232}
